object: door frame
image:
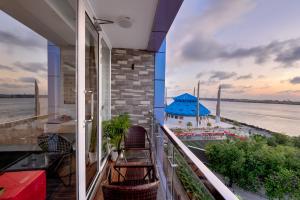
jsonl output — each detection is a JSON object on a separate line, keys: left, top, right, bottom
{"left": 77, "top": 0, "right": 112, "bottom": 199}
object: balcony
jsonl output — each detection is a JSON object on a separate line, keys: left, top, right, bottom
{"left": 0, "top": 0, "right": 239, "bottom": 199}
{"left": 89, "top": 123, "right": 238, "bottom": 200}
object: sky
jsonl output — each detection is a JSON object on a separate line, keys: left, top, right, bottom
{"left": 0, "top": 10, "right": 47, "bottom": 95}
{"left": 166, "top": 0, "right": 300, "bottom": 101}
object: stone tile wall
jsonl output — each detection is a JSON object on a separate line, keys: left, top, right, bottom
{"left": 111, "top": 48, "right": 154, "bottom": 131}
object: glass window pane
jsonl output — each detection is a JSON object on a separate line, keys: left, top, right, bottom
{"left": 101, "top": 38, "right": 111, "bottom": 160}
{"left": 85, "top": 13, "right": 99, "bottom": 190}
{"left": 0, "top": 1, "right": 77, "bottom": 198}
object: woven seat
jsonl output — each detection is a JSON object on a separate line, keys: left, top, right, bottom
{"left": 102, "top": 180, "right": 159, "bottom": 200}
{"left": 125, "top": 125, "right": 150, "bottom": 150}
{"left": 37, "top": 133, "right": 73, "bottom": 186}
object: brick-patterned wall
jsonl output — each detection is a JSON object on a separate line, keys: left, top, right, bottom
{"left": 111, "top": 48, "right": 154, "bottom": 131}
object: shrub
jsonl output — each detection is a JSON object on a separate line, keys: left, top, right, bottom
{"left": 205, "top": 137, "right": 300, "bottom": 197}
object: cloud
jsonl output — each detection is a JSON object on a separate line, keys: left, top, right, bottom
{"left": 168, "top": 0, "right": 256, "bottom": 66}
{"left": 275, "top": 47, "right": 300, "bottom": 65}
{"left": 236, "top": 74, "right": 252, "bottom": 80}
{"left": 290, "top": 76, "right": 300, "bottom": 84}
{"left": 258, "top": 75, "right": 265, "bottom": 79}
{"left": 0, "top": 30, "right": 45, "bottom": 50}
{"left": 18, "top": 77, "right": 39, "bottom": 84}
{"left": 195, "top": 72, "right": 205, "bottom": 79}
{"left": 0, "top": 64, "right": 14, "bottom": 71}
{"left": 240, "top": 85, "right": 252, "bottom": 89}
{"left": 210, "top": 71, "right": 236, "bottom": 80}
{"left": 169, "top": 0, "right": 300, "bottom": 67}
{"left": 221, "top": 83, "right": 234, "bottom": 89}
{"left": 227, "top": 89, "right": 246, "bottom": 93}
{"left": 13, "top": 61, "right": 47, "bottom": 73}
{"left": 181, "top": 35, "right": 300, "bottom": 66}
{"left": 277, "top": 90, "right": 300, "bottom": 94}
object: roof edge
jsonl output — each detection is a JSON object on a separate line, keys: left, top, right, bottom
{"left": 147, "top": 0, "right": 184, "bottom": 51}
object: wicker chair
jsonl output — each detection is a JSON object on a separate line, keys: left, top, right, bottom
{"left": 37, "top": 133, "right": 73, "bottom": 186}
{"left": 124, "top": 125, "right": 151, "bottom": 150}
{"left": 102, "top": 180, "right": 160, "bottom": 200}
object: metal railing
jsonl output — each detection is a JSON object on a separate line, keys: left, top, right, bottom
{"left": 154, "top": 124, "right": 239, "bottom": 200}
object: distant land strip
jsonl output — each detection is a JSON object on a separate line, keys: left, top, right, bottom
{"left": 0, "top": 94, "right": 48, "bottom": 98}
{"left": 166, "top": 96, "right": 300, "bottom": 105}
{"left": 201, "top": 97, "right": 300, "bottom": 105}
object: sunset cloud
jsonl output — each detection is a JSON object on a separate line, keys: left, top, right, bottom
{"left": 290, "top": 77, "right": 300, "bottom": 84}
{"left": 209, "top": 71, "right": 237, "bottom": 81}
{"left": 0, "top": 30, "right": 45, "bottom": 50}
{"left": 236, "top": 74, "right": 252, "bottom": 80}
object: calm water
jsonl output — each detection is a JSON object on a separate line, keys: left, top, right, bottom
{"left": 202, "top": 100, "right": 300, "bottom": 136}
{"left": 1, "top": 98, "right": 300, "bottom": 136}
{"left": 0, "top": 98, "right": 48, "bottom": 123}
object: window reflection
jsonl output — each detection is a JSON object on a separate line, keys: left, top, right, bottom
{"left": 0, "top": 0, "right": 77, "bottom": 199}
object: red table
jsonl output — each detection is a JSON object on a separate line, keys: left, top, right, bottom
{"left": 0, "top": 170, "right": 46, "bottom": 200}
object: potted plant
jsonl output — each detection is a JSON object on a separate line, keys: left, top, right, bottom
{"left": 89, "top": 118, "right": 97, "bottom": 164}
{"left": 186, "top": 121, "right": 193, "bottom": 130}
{"left": 102, "top": 113, "right": 130, "bottom": 161}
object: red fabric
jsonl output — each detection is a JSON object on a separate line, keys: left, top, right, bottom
{"left": 0, "top": 170, "right": 46, "bottom": 200}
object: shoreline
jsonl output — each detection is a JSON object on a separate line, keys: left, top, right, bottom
{"left": 202, "top": 98, "right": 300, "bottom": 106}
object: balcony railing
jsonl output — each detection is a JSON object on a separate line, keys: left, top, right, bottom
{"left": 153, "top": 124, "right": 239, "bottom": 200}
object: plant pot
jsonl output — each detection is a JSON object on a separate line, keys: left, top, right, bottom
{"left": 89, "top": 152, "right": 97, "bottom": 164}
{"left": 111, "top": 150, "right": 118, "bottom": 161}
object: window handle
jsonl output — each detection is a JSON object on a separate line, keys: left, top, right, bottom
{"left": 84, "top": 90, "right": 94, "bottom": 123}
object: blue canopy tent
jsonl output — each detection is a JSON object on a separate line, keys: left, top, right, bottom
{"left": 165, "top": 93, "right": 211, "bottom": 116}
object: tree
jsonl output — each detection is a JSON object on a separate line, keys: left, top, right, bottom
{"left": 265, "top": 168, "right": 300, "bottom": 199}
{"left": 206, "top": 141, "right": 245, "bottom": 187}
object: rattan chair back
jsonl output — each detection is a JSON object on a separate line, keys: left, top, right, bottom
{"left": 102, "top": 180, "right": 159, "bottom": 200}
{"left": 37, "top": 133, "right": 72, "bottom": 153}
{"left": 125, "top": 125, "right": 148, "bottom": 149}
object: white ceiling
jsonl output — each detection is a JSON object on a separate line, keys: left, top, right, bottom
{"left": 0, "top": 0, "right": 159, "bottom": 50}
{"left": 89, "top": 0, "right": 159, "bottom": 50}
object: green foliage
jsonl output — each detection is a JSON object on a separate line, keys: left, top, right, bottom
{"left": 186, "top": 121, "right": 193, "bottom": 127}
{"left": 174, "top": 150, "right": 214, "bottom": 200}
{"left": 102, "top": 114, "right": 131, "bottom": 152}
{"left": 172, "top": 128, "right": 184, "bottom": 133}
{"left": 266, "top": 136, "right": 277, "bottom": 147}
{"left": 292, "top": 136, "right": 300, "bottom": 148}
{"left": 272, "top": 132, "right": 290, "bottom": 145}
{"left": 205, "top": 138, "right": 300, "bottom": 198}
{"left": 265, "top": 168, "right": 300, "bottom": 200}
{"left": 206, "top": 140, "right": 245, "bottom": 187}
{"left": 207, "top": 122, "right": 212, "bottom": 127}
{"left": 233, "top": 121, "right": 240, "bottom": 126}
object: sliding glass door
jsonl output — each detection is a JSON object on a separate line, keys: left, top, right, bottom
{"left": 84, "top": 13, "right": 99, "bottom": 191}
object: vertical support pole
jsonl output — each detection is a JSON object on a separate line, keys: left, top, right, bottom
{"left": 196, "top": 81, "right": 200, "bottom": 127}
{"left": 154, "top": 39, "right": 166, "bottom": 165}
{"left": 48, "top": 42, "right": 61, "bottom": 120}
{"left": 216, "top": 85, "right": 221, "bottom": 124}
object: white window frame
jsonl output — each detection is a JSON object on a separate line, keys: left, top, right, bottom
{"left": 77, "top": 0, "right": 112, "bottom": 199}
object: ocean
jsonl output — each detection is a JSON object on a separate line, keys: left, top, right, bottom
{"left": 202, "top": 100, "right": 300, "bottom": 136}
{"left": 1, "top": 98, "right": 300, "bottom": 136}
{"left": 0, "top": 98, "right": 48, "bottom": 123}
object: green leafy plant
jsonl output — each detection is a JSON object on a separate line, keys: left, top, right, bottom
{"left": 102, "top": 113, "right": 131, "bottom": 153}
{"left": 205, "top": 137, "right": 300, "bottom": 199}
{"left": 186, "top": 121, "right": 193, "bottom": 129}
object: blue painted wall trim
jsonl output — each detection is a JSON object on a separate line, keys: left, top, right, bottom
{"left": 154, "top": 39, "right": 166, "bottom": 124}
